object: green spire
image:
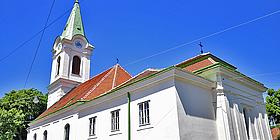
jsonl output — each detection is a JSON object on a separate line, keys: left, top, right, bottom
{"left": 61, "top": 0, "right": 84, "bottom": 40}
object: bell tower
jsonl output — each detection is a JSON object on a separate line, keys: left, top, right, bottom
{"left": 47, "top": 0, "right": 94, "bottom": 108}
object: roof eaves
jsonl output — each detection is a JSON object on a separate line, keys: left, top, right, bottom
{"left": 174, "top": 66, "right": 214, "bottom": 83}
{"left": 30, "top": 100, "right": 85, "bottom": 125}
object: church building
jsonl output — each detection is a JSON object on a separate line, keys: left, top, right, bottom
{"left": 27, "top": 1, "right": 272, "bottom": 140}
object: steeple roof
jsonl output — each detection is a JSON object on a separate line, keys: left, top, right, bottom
{"left": 61, "top": 0, "right": 85, "bottom": 40}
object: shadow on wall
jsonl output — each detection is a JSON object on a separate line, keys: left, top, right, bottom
{"left": 175, "top": 80, "right": 215, "bottom": 120}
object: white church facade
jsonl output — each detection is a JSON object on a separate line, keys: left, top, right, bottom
{"left": 27, "top": 1, "right": 272, "bottom": 140}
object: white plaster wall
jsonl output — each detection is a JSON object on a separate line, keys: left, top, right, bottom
{"left": 77, "top": 94, "right": 128, "bottom": 140}
{"left": 27, "top": 114, "right": 78, "bottom": 140}
{"left": 130, "top": 84, "right": 180, "bottom": 140}
{"left": 47, "top": 88, "right": 62, "bottom": 108}
{"left": 174, "top": 78, "right": 218, "bottom": 140}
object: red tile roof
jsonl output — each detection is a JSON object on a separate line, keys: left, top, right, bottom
{"left": 184, "top": 59, "right": 214, "bottom": 72}
{"left": 37, "top": 64, "right": 132, "bottom": 119}
{"left": 176, "top": 52, "right": 236, "bottom": 72}
{"left": 126, "top": 68, "right": 160, "bottom": 84}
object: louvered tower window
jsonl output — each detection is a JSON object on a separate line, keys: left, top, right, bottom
{"left": 72, "top": 56, "right": 81, "bottom": 75}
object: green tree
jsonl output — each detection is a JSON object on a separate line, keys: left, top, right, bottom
{"left": 0, "top": 108, "right": 24, "bottom": 140}
{"left": 0, "top": 89, "right": 47, "bottom": 140}
{"left": 266, "top": 89, "right": 280, "bottom": 124}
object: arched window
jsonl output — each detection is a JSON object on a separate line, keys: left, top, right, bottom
{"left": 33, "top": 133, "right": 37, "bottom": 140}
{"left": 64, "top": 124, "right": 70, "bottom": 140}
{"left": 72, "top": 56, "right": 81, "bottom": 75}
{"left": 43, "top": 130, "right": 47, "bottom": 140}
{"left": 56, "top": 56, "right": 61, "bottom": 76}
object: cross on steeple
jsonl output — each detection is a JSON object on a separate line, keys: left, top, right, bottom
{"left": 199, "top": 42, "right": 204, "bottom": 54}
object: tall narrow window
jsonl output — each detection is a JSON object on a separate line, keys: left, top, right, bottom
{"left": 138, "top": 101, "right": 150, "bottom": 126}
{"left": 89, "top": 117, "right": 96, "bottom": 136}
{"left": 64, "top": 124, "right": 70, "bottom": 140}
{"left": 243, "top": 108, "right": 249, "bottom": 138}
{"left": 43, "top": 130, "right": 47, "bottom": 140}
{"left": 56, "top": 56, "right": 61, "bottom": 76}
{"left": 111, "top": 110, "right": 120, "bottom": 131}
{"left": 33, "top": 133, "right": 37, "bottom": 140}
{"left": 72, "top": 56, "right": 81, "bottom": 75}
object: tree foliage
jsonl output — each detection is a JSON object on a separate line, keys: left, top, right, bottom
{"left": 266, "top": 89, "right": 280, "bottom": 124}
{"left": 0, "top": 89, "right": 47, "bottom": 140}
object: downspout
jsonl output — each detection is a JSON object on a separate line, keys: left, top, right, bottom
{"left": 127, "top": 92, "right": 131, "bottom": 140}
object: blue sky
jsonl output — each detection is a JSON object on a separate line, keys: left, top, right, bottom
{"left": 0, "top": 0, "right": 279, "bottom": 96}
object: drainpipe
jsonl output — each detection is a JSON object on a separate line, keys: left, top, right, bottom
{"left": 127, "top": 92, "right": 131, "bottom": 140}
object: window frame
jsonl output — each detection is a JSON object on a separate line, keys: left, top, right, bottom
{"left": 111, "top": 109, "right": 120, "bottom": 132}
{"left": 89, "top": 116, "right": 97, "bottom": 136}
{"left": 138, "top": 100, "right": 151, "bottom": 126}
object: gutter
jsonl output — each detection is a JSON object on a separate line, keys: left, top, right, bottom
{"left": 127, "top": 92, "right": 131, "bottom": 140}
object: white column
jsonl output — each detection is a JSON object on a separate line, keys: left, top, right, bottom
{"left": 233, "top": 104, "right": 242, "bottom": 140}
{"left": 215, "top": 74, "right": 232, "bottom": 140}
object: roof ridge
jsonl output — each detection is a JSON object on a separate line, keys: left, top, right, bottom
{"left": 81, "top": 67, "right": 115, "bottom": 100}
{"left": 112, "top": 65, "right": 118, "bottom": 88}
{"left": 117, "top": 64, "right": 132, "bottom": 77}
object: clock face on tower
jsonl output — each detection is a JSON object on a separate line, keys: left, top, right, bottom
{"left": 75, "top": 40, "right": 83, "bottom": 49}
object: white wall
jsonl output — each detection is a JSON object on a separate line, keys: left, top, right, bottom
{"left": 27, "top": 114, "right": 79, "bottom": 140}
{"left": 77, "top": 94, "right": 129, "bottom": 140}
{"left": 130, "top": 81, "right": 180, "bottom": 140}
{"left": 175, "top": 78, "right": 218, "bottom": 140}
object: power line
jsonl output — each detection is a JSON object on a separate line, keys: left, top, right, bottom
{"left": 24, "top": 0, "right": 56, "bottom": 87}
{"left": 0, "top": 10, "right": 71, "bottom": 63}
{"left": 229, "top": 72, "right": 280, "bottom": 81}
{"left": 0, "top": 0, "right": 91, "bottom": 63}
{"left": 0, "top": 0, "right": 87, "bottom": 63}
{"left": 124, "top": 9, "right": 280, "bottom": 67}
